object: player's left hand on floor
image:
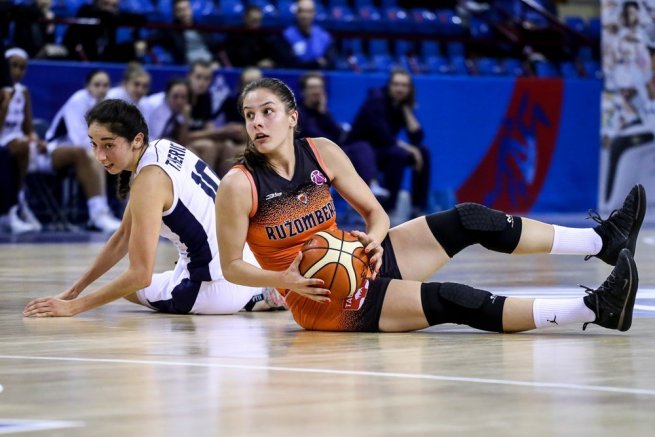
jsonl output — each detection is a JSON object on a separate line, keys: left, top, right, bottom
{"left": 23, "top": 296, "right": 75, "bottom": 317}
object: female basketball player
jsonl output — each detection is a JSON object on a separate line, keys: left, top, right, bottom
{"left": 23, "top": 99, "right": 284, "bottom": 317}
{"left": 215, "top": 77, "right": 644, "bottom": 333}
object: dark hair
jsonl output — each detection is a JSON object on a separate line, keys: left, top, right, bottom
{"left": 85, "top": 99, "right": 150, "bottom": 199}
{"left": 236, "top": 77, "right": 297, "bottom": 171}
{"left": 386, "top": 67, "right": 415, "bottom": 108}
{"left": 299, "top": 71, "right": 324, "bottom": 91}
{"left": 85, "top": 69, "right": 108, "bottom": 85}
{"left": 189, "top": 59, "right": 212, "bottom": 73}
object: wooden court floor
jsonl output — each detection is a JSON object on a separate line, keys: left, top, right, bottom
{"left": 1, "top": 229, "right": 654, "bottom": 436}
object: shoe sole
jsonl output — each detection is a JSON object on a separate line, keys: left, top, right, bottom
{"left": 617, "top": 248, "right": 638, "bottom": 332}
{"left": 626, "top": 184, "right": 646, "bottom": 258}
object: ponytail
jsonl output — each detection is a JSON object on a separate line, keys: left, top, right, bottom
{"left": 116, "top": 170, "right": 132, "bottom": 200}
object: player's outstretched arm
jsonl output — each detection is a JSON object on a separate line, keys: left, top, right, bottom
{"left": 23, "top": 167, "right": 167, "bottom": 317}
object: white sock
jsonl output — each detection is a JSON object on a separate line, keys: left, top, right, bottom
{"left": 532, "top": 298, "right": 596, "bottom": 329}
{"left": 87, "top": 195, "right": 108, "bottom": 219}
{"left": 550, "top": 225, "right": 603, "bottom": 256}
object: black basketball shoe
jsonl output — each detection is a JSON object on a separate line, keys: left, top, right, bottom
{"left": 581, "top": 248, "right": 638, "bottom": 332}
{"left": 585, "top": 184, "right": 646, "bottom": 265}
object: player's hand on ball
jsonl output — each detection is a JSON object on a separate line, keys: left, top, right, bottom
{"left": 23, "top": 296, "right": 76, "bottom": 318}
{"left": 350, "top": 230, "right": 383, "bottom": 280}
{"left": 282, "top": 252, "right": 332, "bottom": 303}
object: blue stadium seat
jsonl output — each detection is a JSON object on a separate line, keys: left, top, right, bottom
{"left": 476, "top": 57, "right": 503, "bottom": 76}
{"left": 564, "top": 16, "right": 587, "bottom": 34}
{"left": 503, "top": 58, "right": 524, "bottom": 76}
{"left": 435, "top": 9, "right": 466, "bottom": 37}
{"left": 583, "top": 60, "right": 602, "bottom": 79}
{"left": 123, "top": 0, "right": 156, "bottom": 15}
{"left": 446, "top": 42, "right": 465, "bottom": 58}
{"left": 560, "top": 61, "right": 580, "bottom": 78}
{"left": 327, "top": 5, "right": 357, "bottom": 31}
{"left": 587, "top": 17, "right": 601, "bottom": 40}
{"left": 534, "top": 60, "right": 560, "bottom": 77}
{"left": 358, "top": 5, "right": 384, "bottom": 32}
{"left": 410, "top": 8, "right": 438, "bottom": 35}
{"left": 382, "top": 6, "right": 411, "bottom": 33}
{"left": 470, "top": 16, "right": 493, "bottom": 39}
{"left": 276, "top": 0, "right": 296, "bottom": 26}
{"left": 423, "top": 55, "right": 452, "bottom": 75}
{"left": 368, "top": 39, "right": 393, "bottom": 72}
{"left": 450, "top": 55, "right": 470, "bottom": 75}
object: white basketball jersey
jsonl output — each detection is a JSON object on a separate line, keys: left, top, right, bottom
{"left": 0, "top": 83, "right": 26, "bottom": 147}
{"left": 136, "top": 139, "right": 222, "bottom": 281}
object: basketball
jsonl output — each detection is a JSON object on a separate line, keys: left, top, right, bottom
{"left": 299, "top": 228, "right": 371, "bottom": 299}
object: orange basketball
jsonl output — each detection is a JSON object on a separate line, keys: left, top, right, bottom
{"left": 299, "top": 228, "right": 371, "bottom": 299}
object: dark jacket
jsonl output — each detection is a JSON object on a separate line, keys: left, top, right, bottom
{"left": 63, "top": 4, "right": 145, "bottom": 62}
{"left": 297, "top": 101, "right": 344, "bottom": 143}
{"left": 10, "top": 4, "right": 56, "bottom": 57}
{"left": 346, "top": 87, "right": 424, "bottom": 148}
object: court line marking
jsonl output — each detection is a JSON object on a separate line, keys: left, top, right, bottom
{"left": 0, "top": 420, "right": 83, "bottom": 435}
{"left": 0, "top": 355, "right": 654, "bottom": 397}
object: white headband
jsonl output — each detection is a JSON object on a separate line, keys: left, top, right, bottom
{"left": 5, "top": 48, "right": 29, "bottom": 60}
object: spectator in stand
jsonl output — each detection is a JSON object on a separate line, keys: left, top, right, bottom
{"left": 184, "top": 60, "right": 246, "bottom": 177}
{"left": 140, "top": 77, "right": 192, "bottom": 145}
{"left": 10, "top": 0, "right": 68, "bottom": 59}
{"left": 62, "top": 0, "right": 147, "bottom": 63}
{"left": 216, "top": 67, "right": 263, "bottom": 127}
{"left": 106, "top": 62, "right": 151, "bottom": 110}
{"left": 282, "top": 0, "right": 336, "bottom": 70}
{"left": 42, "top": 69, "right": 122, "bottom": 232}
{"left": 212, "top": 67, "right": 263, "bottom": 175}
{"left": 345, "top": 68, "right": 431, "bottom": 219}
{"left": 150, "top": 0, "right": 220, "bottom": 66}
{"left": 224, "top": 5, "right": 281, "bottom": 68}
{"left": 297, "top": 72, "right": 388, "bottom": 199}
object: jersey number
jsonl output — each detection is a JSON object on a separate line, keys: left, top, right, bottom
{"left": 191, "top": 161, "right": 219, "bottom": 200}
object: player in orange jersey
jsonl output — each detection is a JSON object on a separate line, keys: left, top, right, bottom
{"left": 216, "top": 77, "right": 644, "bottom": 334}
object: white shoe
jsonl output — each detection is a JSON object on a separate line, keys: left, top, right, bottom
{"left": 8, "top": 205, "right": 36, "bottom": 234}
{"left": 89, "top": 210, "right": 121, "bottom": 233}
{"left": 242, "top": 288, "right": 288, "bottom": 312}
{"left": 19, "top": 200, "right": 42, "bottom": 232}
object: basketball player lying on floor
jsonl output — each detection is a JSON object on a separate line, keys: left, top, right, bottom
{"left": 23, "top": 99, "right": 286, "bottom": 317}
{"left": 215, "top": 77, "right": 644, "bottom": 333}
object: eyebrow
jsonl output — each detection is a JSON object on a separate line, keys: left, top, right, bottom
{"left": 88, "top": 135, "right": 118, "bottom": 141}
{"left": 242, "top": 101, "right": 275, "bottom": 110}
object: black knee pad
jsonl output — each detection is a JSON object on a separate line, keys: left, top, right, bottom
{"left": 425, "top": 204, "right": 522, "bottom": 256}
{"left": 456, "top": 203, "right": 512, "bottom": 232}
{"left": 420, "top": 282, "right": 506, "bottom": 333}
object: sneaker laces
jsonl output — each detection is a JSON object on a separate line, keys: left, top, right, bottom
{"left": 583, "top": 208, "right": 626, "bottom": 261}
{"left": 578, "top": 271, "right": 620, "bottom": 331}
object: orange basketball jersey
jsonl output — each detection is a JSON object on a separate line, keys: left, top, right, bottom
{"left": 233, "top": 138, "right": 338, "bottom": 274}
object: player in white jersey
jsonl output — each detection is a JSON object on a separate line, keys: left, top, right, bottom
{"left": 42, "top": 69, "right": 121, "bottom": 232}
{"left": 0, "top": 48, "right": 105, "bottom": 234}
{"left": 23, "top": 99, "right": 284, "bottom": 317}
{"left": 0, "top": 48, "right": 36, "bottom": 233}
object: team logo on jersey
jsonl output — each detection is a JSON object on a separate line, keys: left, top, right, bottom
{"left": 297, "top": 193, "right": 308, "bottom": 204}
{"left": 343, "top": 280, "right": 369, "bottom": 311}
{"left": 310, "top": 170, "right": 327, "bottom": 186}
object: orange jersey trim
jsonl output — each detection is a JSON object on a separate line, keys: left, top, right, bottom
{"left": 306, "top": 138, "right": 332, "bottom": 183}
{"left": 232, "top": 164, "right": 258, "bottom": 218}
